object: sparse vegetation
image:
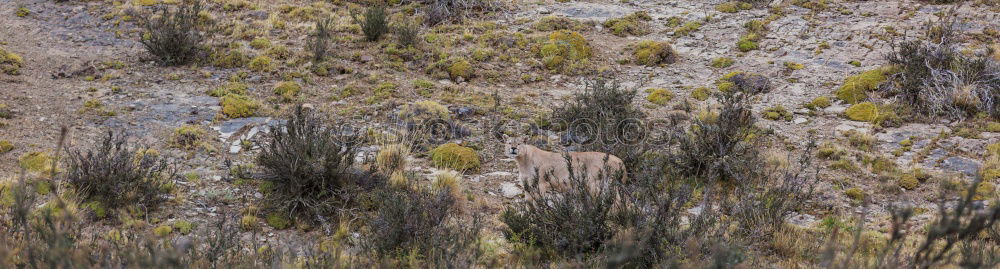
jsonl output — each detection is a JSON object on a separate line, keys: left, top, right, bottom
{"left": 65, "top": 132, "right": 170, "bottom": 219}
{"left": 0, "top": 47, "right": 24, "bottom": 75}
{"left": 603, "top": 11, "right": 651, "bottom": 37}
{"left": 4, "top": 0, "right": 1000, "bottom": 268}
{"left": 136, "top": 0, "right": 204, "bottom": 66}
{"left": 352, "top": 4, "right": 388, "bottom": 42}
{"left": 538, "top": 30, "right": 591, "bottom": 72}
{"left": 430, "top": 143, "right": 480, "bottom": 172}
{"left": 553, "top": 79, "right": 647, "bottom": 170}
{"left": 255, "top": 107, "right": 362, "bottom": 219}
{"left": 882, "top": 14, "right": 1000, "bottom": 120}
{"left": 632, "top": 40, "right": 677, "bottom": 66}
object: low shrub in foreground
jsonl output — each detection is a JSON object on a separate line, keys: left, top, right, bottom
{"left": 65, "top": 132, "right": 171, "bottom": 219}
{"left": 256, "top": 106, "right": 364, "bottom": 220}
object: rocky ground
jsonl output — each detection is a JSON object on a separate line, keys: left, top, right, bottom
{"left": 1, "top": 0, "right": 999, "bottom": 264}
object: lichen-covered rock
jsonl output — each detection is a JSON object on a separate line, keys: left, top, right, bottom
{"left": 430, "top": 143, "right": 480, "bottom": 172}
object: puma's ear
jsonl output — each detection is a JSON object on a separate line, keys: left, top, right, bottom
{"left": 494, "top": 129, "right": 508, "bottom": 141}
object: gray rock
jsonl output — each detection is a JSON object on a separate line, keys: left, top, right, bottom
{"left": 825, "top": 104, "right": 847, "bottom": 114}
{"left": 501, "top": 182, "right": 523, "bottom": 198}
{"left": 939, "top": 157, "right": 982, "bottom": 176}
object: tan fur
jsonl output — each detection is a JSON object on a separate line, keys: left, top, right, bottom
{"left": 505, "top": 140, "right": 626, "bottom": 198}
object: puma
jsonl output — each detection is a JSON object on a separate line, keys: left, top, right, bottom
{"left": 503, "top": 137, "right": 627, "bottom": 198}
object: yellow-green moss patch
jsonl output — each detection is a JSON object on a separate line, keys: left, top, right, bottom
{"left": 532, "top": 16, "right": 587, "bottom": 31}
{"left": 16, "top": 7, "right": 30, "bottom": 17}
{"left": 265, "top": 212, "right": 291, "bottom": 230}
{"left": 716, "top": 1, "right": 752, "bottom": 13}
{"left": 273, "top": 81, "right": 301, "bottom": 102}
{"left": 645, "top": 88, "right": 673, "bottom": 105}
{"left": 602, "top": 11, "right": 651, "bottom": 37}
{"left": 172, "top": 124, "right": 207, "bottom": 149}
{"left": 632, "top": 40, "right": 677, "bottom": 66}
{"left": 784, "top": 61, "right": 805, "bottom": 71}
{"left": 241, "top": 215, "right": 260, "bottom": 231}
{"left": 248, "top": 55, "right": 274, "bottom": 72}
{"left": 898, "top": 174, "right": 919, "bottom": 190}
{"left": 673, "top": 21, "right": 701, "bottom": 37}
{"left": 212, "top": 48, "right": 249, "bottom": 68}
{"left": 430, "top": 143, "right": 480, "bottom": 172}
{"left": 845, "top": 102, "right": 878, "bottom": 122}
{"left": 0, "top": 48, "right": 24, "bottom": 75}
{"left": 249, "top": 37, "right": 272, "bottom": 49}
{"left": 19, "top": 151, "right": 54, "bottom": 174}
{"left": 836, "top": 67, "right": 894, "bottom": 104}
{"left": 0, "top": 140, "right": 13, "bottom": 154}
{"left": 538, "top": 30, "right": 592, "bottom": 72}
{"left": 207, "top": 82, "right": 249, "bottom": 97}
{"left": 763, "top": 105, "right": 792, "bottom": 121}
{"left": 153, "top": 225, "right": 173, "bottom": 237}
{"left": 692, "top": 87, "right": 712, "bottom": 101}
{"left": 173, "top": 220, "right": 194, "bottom": 235}
{"left": 844, "top": 188, "right": 864, "bottom": 201}
{"left": 220, "top": 94, "right": 260, "bottom": 118}
{"left": 448, "top": 59, "right": 472, "bottom": 80}
{"left": 710, "top": 57, "right": 735, "bottom": 68}
{"left": 736, "top": 35, "right": 759, "bottom": 52}
{"left": 804, "top": 96, "right": 831, "bottom": 110}
{"left": 399, "top": 100, "right": 450, "bottom": 123}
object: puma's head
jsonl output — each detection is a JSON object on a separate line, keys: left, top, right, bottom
{"left": 503, "top": 136, "right": 528, "bottom": 158}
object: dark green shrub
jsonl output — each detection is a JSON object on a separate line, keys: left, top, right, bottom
{"left": 395, "top": 21, "right": 420, "bottom": 48}
{"left": 307, "top": 17, "right": 333, "bottom": 63}
{"left": 255, "top": 106, "right": 362, "bottom": 219}
{"left": 668, "top": 88, "right": 761, "bottom": 184}
{"left": 552, "top": 79, "right": 648, "bottom": 170}
{"left": 352, "top": 5, "right": 388, "bottom": 42}
{"left": 883, "top": 13, "right": 999, "bottom": 120}
{"left": 64, "top": 132, "right": 170, "bottom": 218}
{"left": 137, "top": 0, "right": 204, "bottom": 66}
{"left": 501, "top": 157, "right": 626, "bottom": 259}
{"left": 421, "top": 0, "right": 507, "bottom": 26}
{"left": 825, "top": 178, "right": 1000, "bottom": 268}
